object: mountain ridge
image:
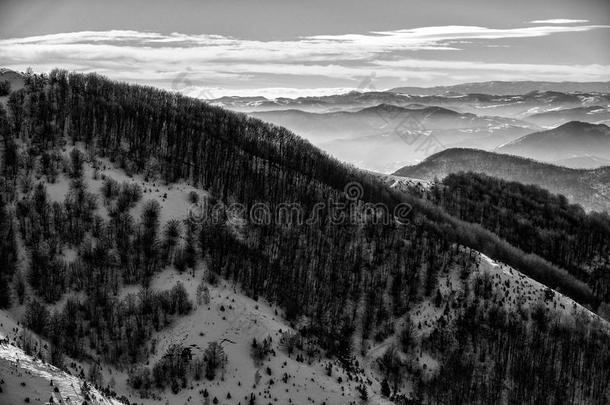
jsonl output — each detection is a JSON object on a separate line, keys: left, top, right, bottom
{"left": 250, "top": 104, "right": 537, "bottom": 172}
{"left": 496, "top": 121, "right": 610, "bottom": 164}
{"left": 526, "top": 105, "right": 610, "bottom": 127}
{"left": 393, "top": 148, "right": 610, "bottom": 213}
{"left": 390, "top": 80, "right": 610, "bottom": 95}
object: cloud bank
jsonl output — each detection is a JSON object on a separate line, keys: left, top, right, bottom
{"left": 528, "top": 19, "right": 590, "bottom": 24}
{"left": 0, "top": 24, "right": 608, "bottom": 97}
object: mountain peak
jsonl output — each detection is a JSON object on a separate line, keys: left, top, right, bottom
{"left": 555, "top": 120, "right": 610, "bottom": 132}
{"left": 359, "top": 103, "right": 407, "bottom": 113}
{"left": 496, "top": 121, "right": 610, "bottom": 166}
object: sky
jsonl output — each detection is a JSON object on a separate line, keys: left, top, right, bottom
{"left": 0, "top": 0, "right": 609, "bottom": 98}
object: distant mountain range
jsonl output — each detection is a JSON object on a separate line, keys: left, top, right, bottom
{"left": 251, "top": 104, "right": 534, "bottom": 141}
{"left": 211, "top": 83, "right": 610, "bottom": 115}
{"left": 212, "top": 91, "right": 416, "bottom": 113}
{"left": 251, "top": 104, "right": 536, "bottom": 172}
{"left": 496, "top": 121, "right": 610, "bottom": 165}
{"left": 393, "top": 148, "right": 610, "bottom": 212}
{"left": 212, "top": 90, "right": 610, "bottom": 120}
{"left": 553, "top": 155, "right": 610, "bottom": 170}
{"left": 526, "top": 106, "right": 610, "bottom": 127}
{"left": 390, "top": 81, "right": 610, "bottom": 96}
{"left": 234, "top": 92, "right": 610, "bottom": 172}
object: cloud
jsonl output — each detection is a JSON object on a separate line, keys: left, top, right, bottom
{"left": 2, "top": 25, "right": 606, "bottom": 64}
{"left": 0, "top": 24, "right": 608, "bottom": 96}
{"left": 180, "top": 86, "right": 357, "bottom": 100}
{"left": 529, "top": 19, "right": 590, "bottom": 24}
{"left": 374, "top": 59, "right": 610, "bottom": 82}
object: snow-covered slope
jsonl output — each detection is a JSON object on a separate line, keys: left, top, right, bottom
{"left": 3, "top": 147, "right": 608, "bottom": 404}
{"left": 4, "top": 149, "right": 387, "bottom": 404}
{"left": 108, "top": 267, "right": 390, "bottom": 405}
{"left": 0, "top": 329, "right": 122, "bottom": 404}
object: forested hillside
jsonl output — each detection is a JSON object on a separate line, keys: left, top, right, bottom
{"left": 0, "top": 70, "right": 609, "bottom": 404}
{"left": 394, "top": 148, "right": 610, "bottom": 213}
{"left": 425, "top": 173, "right": 610, "bottom": 302}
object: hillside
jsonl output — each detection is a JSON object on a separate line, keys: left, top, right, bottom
{"left": 1, "top": 156, "right": 385, "bottom": 405}
{"left": 425, "top": 172, "right": 610, "bottom": 302}
{"left": 496, "top": 121, "right": 610, "bottom": 164}
{"left": 393, "top": 148, "right": 610, "bottom": 213}
{"left": 0, "top": 70, "right": 609, "bottom": 404}
{"left": 2, "top": 157, "right": 607, "bottom": 405}
{"left": 0, "top": 314, "right": 121, "bottom": 405}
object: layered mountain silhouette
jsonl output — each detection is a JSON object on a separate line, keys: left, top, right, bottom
{"left": 252, "top": 104, "right": 532, "bottom": 139}
{"left": 496, "top": 121, "right": 610, "bottom": 165}
{"left": 390, "top": 81, "right": 610, "bottom": 96}
{"left": 526, "top": 106, "right": 610, "bottom": 127}
{"left": 553, "top": 155, "right": 610, "bottom": 169}
{"left": 250, "top": 104, "right": 535, "bottom": 172}
{"left": 213, "top": 90, "right": 610, "bottom": 121}
{"left": 393, "top": 148, "right": 610, "bottom": 213}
